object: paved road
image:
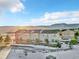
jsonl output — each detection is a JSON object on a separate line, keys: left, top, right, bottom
{"left": 6, "top": 48, "right": 46, "bottom": 59}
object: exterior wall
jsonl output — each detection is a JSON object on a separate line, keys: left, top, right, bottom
{"left": 48, "top": 34, "right": 62, "bottom": 44}
{"left": 48, "top": 34, "right": 56, "bottom": 41}
{"left": 40, "top": 33, "right": 62, "bottom": 43}
{"left": 17, "top": 33, "right": 30, "bottom": 40}
{"left": 14, "top": 30, "right": 63, "bottom": 44}
{"left": 61, "top": 30, "right": 74, "bottom": 40}
{"left": 0, "top": 30, "right": 62, "bottom": 44}
{"left": 7, "top": 33, "right": 15, "bottom": 44}
{"left": 40, "top": 34, "right": 48, "bottom": 41}
{"left": 16, "top": 32, "right": 31, "bottom": 44}
{"left": 15, "top": 31, "right": 62, "bottom": 44}
{"left": 0, "top": 26, "right": 77, "bottom": 44}
{"left": 31, "top": 33, "right": 39, "bottom": 40}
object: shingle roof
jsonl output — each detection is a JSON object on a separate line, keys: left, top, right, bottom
{"left": 41, "top": 30, "right": 60, "bottom": 34}
{"left": 33, "top": 30, "right": 41, "bottom": 33}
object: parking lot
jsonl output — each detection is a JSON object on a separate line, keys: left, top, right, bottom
{"left": 6, "top": 45, "right": 79, "bottom": 59}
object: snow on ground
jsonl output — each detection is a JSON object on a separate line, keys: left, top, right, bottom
{"left": 7, "top": 45, "right": 79, "bottom": 59}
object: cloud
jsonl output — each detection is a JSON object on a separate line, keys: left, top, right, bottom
{"left": 25, "top": 11, "right": 79, "bottom": 25}
{"left": 2, "top": 11, "right": 78, "bottom": 26}
{"left": 43, "top": 11, "right": 79, "bottom": 21}
{"left": 0, "top": 0, "right": 24, "bottom": 13}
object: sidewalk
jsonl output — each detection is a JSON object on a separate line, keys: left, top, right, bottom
{"left": 0, "top": 47, "right": 11, "bottom": 59}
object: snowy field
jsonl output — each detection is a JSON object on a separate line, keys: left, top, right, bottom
{"left": 6, "top": 45, "right": 79, "bottom": 59}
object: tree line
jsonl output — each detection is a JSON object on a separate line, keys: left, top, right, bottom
{"left": 0, "top": 34, "right": 11, "bottom": 44}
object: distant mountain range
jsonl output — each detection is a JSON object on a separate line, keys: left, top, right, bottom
{"left": 49, "top": 23, "right": 79, "bottom": 29}
{"left": 0, "top": 23, "right": 79, "bottom": 33}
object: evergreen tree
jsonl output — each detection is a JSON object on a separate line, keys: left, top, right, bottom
{"left": 57, "top": 42, "right": 61, "bottom": 48}
{"left": 75, "top": 32, "right": 79, "bottom": 36}
{"left": 4, "top": 35, "right": 11, "bottom": 42}
{"left": 45, "top": 39, "right": 49, "bottom": 45}
{"left": 0, "top": 35, "right": 3, "bottom": 43}
{"left": 75, "top": 32, "right": 79, "bottom": 39}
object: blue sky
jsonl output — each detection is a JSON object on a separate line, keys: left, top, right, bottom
{"left": 0, "top": 0, "right": 79, "bottom": 26}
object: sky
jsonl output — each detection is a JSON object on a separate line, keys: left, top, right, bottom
{"left": 0, "top": 0, "right": 79, "bottom": 26}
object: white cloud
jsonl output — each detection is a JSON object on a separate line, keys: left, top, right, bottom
{"left": 43, "top": 11, "right": 79, "bottom": 21}
{"left": 0, "top": 0, "right": 24, "bottom": 13}
{"left": 25, "top": 11, "right": 79, "bottom": 25}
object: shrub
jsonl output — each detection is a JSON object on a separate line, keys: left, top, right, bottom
{"left": 70, "top": 37, "right": 78, "bottom": 45}
{"left": 46, "top": 55, "right": 56, "bottom": 59}
{"left": 49, "top": 44, "right": 58, "bottom": 47}
{"left": 57, "top": 42, "right": 61, "bottom": 48}
{"left": 45, "top": 39, "right": 49, "bottom": 45}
